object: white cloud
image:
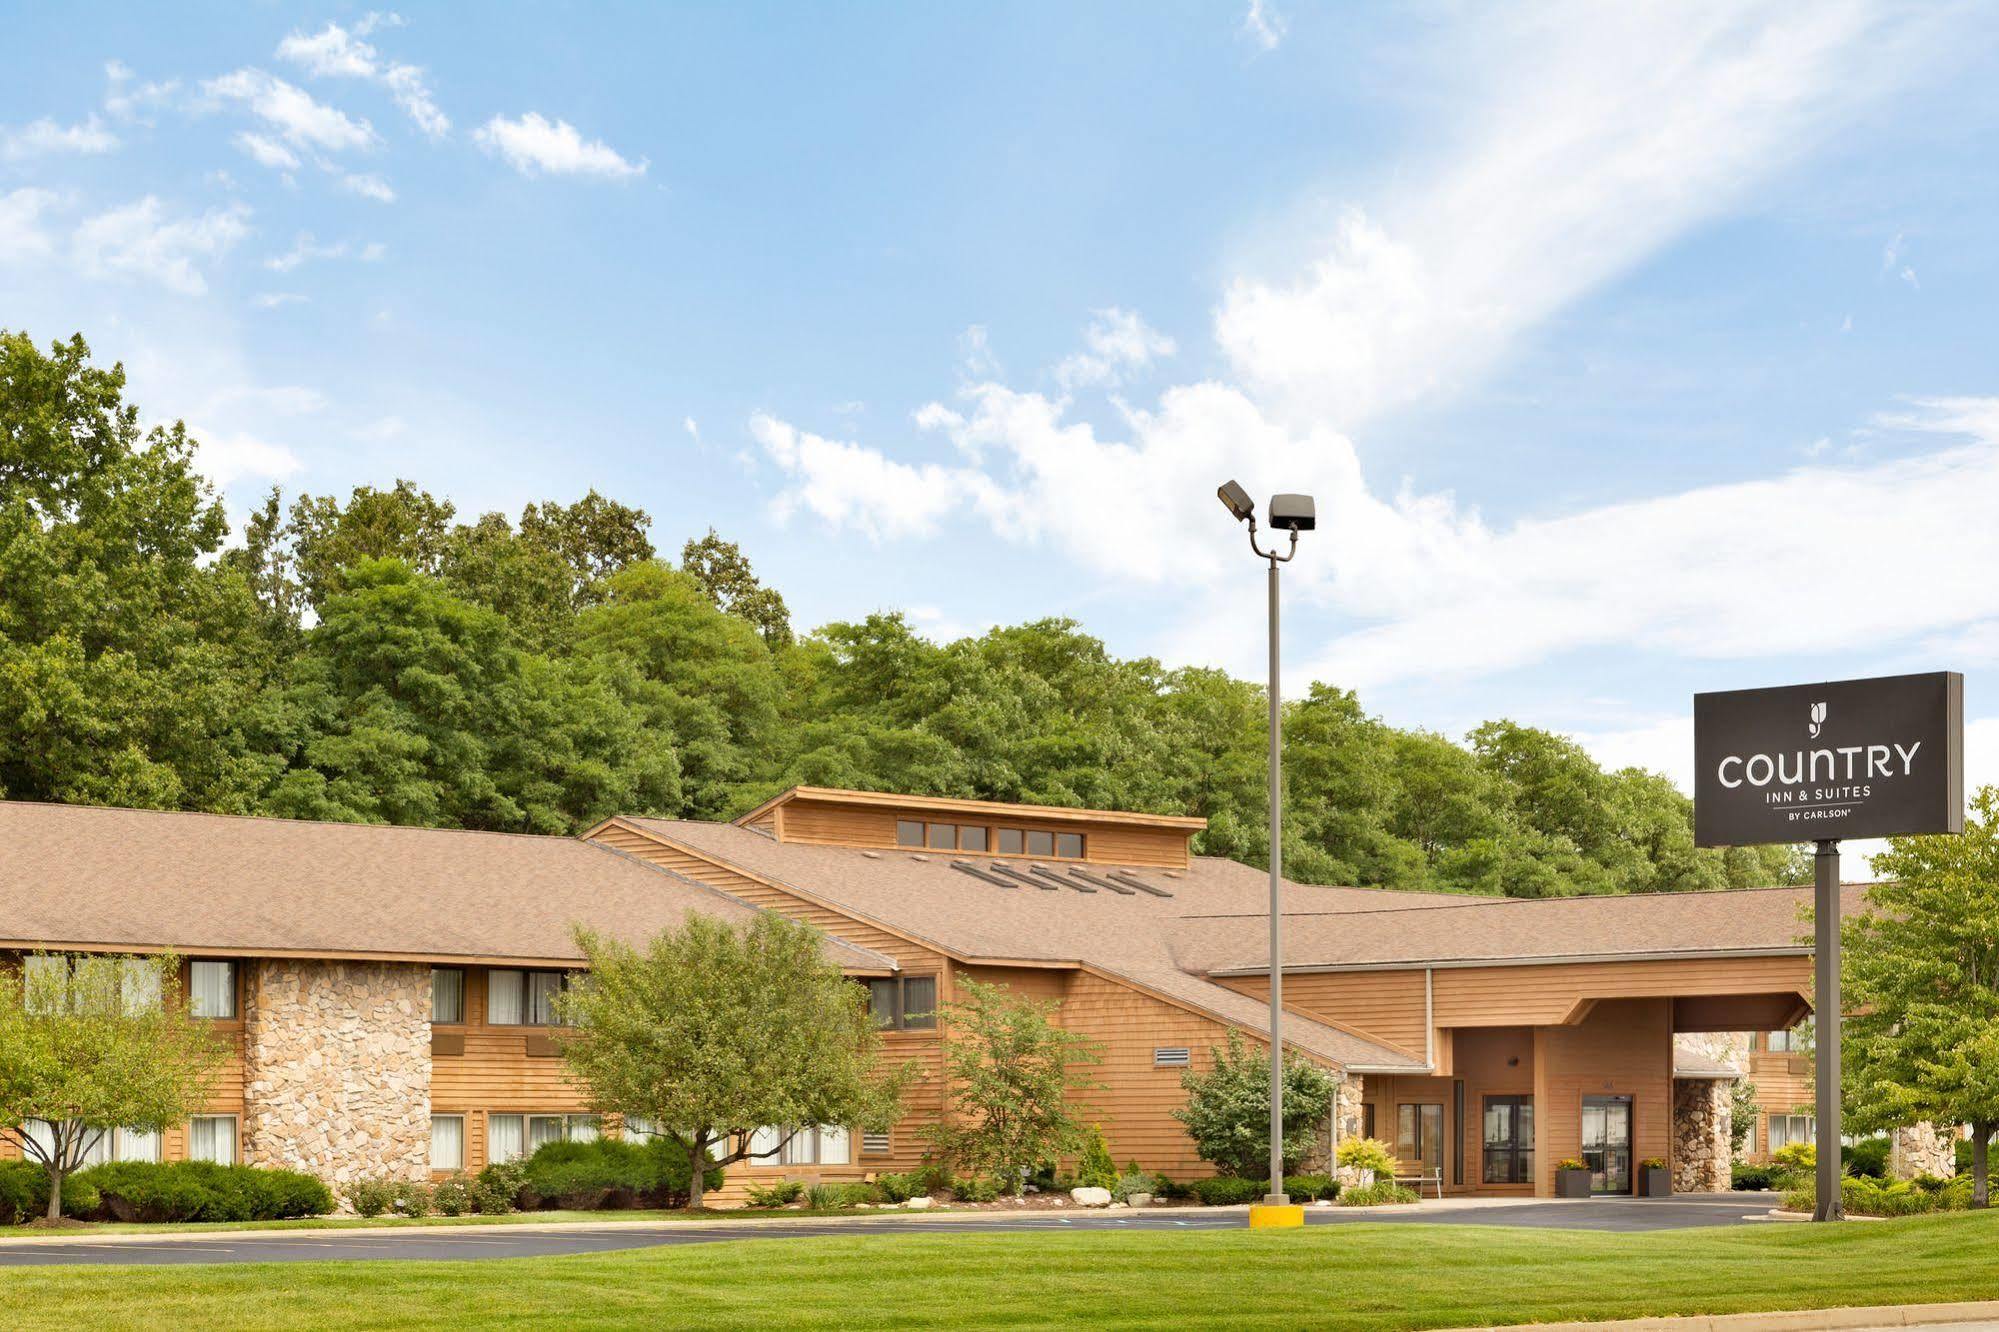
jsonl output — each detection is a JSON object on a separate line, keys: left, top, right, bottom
{"left": 339, "top": 172, "right": 396, "bottom": 203}
{"left": 276, "top": 19, "right": 450, "bottom": 139}
{"left": 202, "top": 68, "right": 376, "bottom": 153}
{"left": 751, "top": 413, "right": 995, "bottom": 541}
{"left": 72, "top": 196, "right": 251, "bottom": 295}
{"left": 187, "top": 423, "right": 302, "bottom": 486}
{"left": 253, "top": 291, "right": 307, "bottom": 309}
{"left": 1055, "top": 307, "right": 1176, "bottom": 389}
{"left": 1, "top": 115, "right": 118, "bottom": 160}
{"left": 233, "top": 131, "right": 300, "bottom": 171}
{"left": 265, "top": 231, "right": 347, "bottom": 272}
{"left": 1242, "top": 0, "right": 1287, "bottom": 52}
{"left": 958, "top": 324, "right": 1001, "bottom": 378}
{"left": 0, "top": 187, "right": 59, "bottom": 263}
{"left": 473, "top": 112, "right": 645, "bottom": 179}
{"left": 103, "top": 61, "right": 179, "bottom": 121}
{"left": 1215, "top": 3, "right": 1935, "bottom": 432}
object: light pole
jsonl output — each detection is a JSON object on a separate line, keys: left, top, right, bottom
{"left": 1217, "top": 480, "right": 1315, "bottom": 1218}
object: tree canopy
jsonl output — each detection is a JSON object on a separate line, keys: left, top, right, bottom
{"left": 0, "top": 329, "right": 1805, "bottom": 897}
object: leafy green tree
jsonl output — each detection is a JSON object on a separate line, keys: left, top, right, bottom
{"left": 1848, "top": 787, "right": 1999, "bottom": 1206}
{"left": 924, "top": 978, "right": 1103, "bottom": 1195}
{"left": 0, "top": 953, "right": 227, "bottom": 1220}
{"left": 680, "top": 528, "right": 793, "bottom": 649}
{"left": 555, "top": 913, "right": 911, "bottom": 1209}
{"left": 286, "top": 480, "right": 458, "bottom": 612}
{"left": 0, "top": 331, "right": 277, "bottom": 812}
{"left": 1172, "top": 1030, "right": 1338, "bottom": 1179}
{"left": 1730, "top": 1078, "right": 1760, "bottom": 1154}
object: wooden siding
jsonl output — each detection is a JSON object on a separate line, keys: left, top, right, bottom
{"left": 1532, "top": 997, "right": 1674, "bottom": 1197}
{"left": 1744, "top": 1038, "right": 1815, "bottom": 1163}
{"left": 767, "top": 796, "right": 1191, "bottom": 869}
{"left": 1429, "top": 956, "right": 1811, "bottom": 1028}
{"left": 1218, "top": 969, "right": 1428, "bottom": 1060}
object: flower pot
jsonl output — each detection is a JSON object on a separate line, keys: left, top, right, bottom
{"left": 1639, "top": 1166, "right": 1671, "bottom": 1197}
{"left": 1555, "top": 1168, "right": 1593, "bottom": 1199}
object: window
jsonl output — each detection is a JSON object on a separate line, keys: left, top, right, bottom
{"left": 896, "top": 819, "right": 924, "bottom": 848}
{"left": 431, "top": 968, "right": 465, "bottom": 1024}
{"left": 488, "top": 969, "right": 567, "bottom": 1025}
{"left": 115, "top": 1127, "right": 161, "bottom": 1163}
{"left": 189, "top": 1115, "right": 236, "bottom": 1165}
{"left": 747, "top": 1125, "right": 850, "bottom": 1166}
{"left": 868, "top": 975, "right": 938, "bottom": 1031}
{"left": 1362, "top": 1103, "right": 1376, "bottom": 1141}
{"left": 1055, "top": 832, "right": 1084, "bottom": 859}
{"left": 958, "top": 825, "right": 989, "bottom": 853}
{"left": 996, "top": 828, "right": 1025, "bottom": 855}
{"left": 21, "top": 1120, "right": 159, "bottom": 1165}
{"left": 431, "top": 1115, "right": 465, "bottom": 1171}
{"left": 1026, "top": 830, "right": 1055, "bottom": 857}
{"left": 1482, "top": 1096, "right": 1533, "bottom": 1185}
{"left": 922, "top": 822, "right": 954, "bottom": 850}
{"left": 488, "top": 1113, "right": 524, "bottom": 1164}
{"left": 488, "top": 1113, "right": 598, "bottom": 1163}
{"left": 861, "top": 1131, "right": 891, "bottom": 1156}
{"left": 1740, "top": 1116, "right": 1757, "bottom": 1158}
{"left": 1766, "top": 1029, "right": 1800, "bottom": 1053}
{"left": 119, "top": 958, "right": 161, "bottom": 1014}
{"left": 1154, "top": 1047, "right": 1192, "bottom": 1068}
{"left": 190, "top": 961, "right": 236, "bottom": 1018}
{"left": 1397, "top": 1103, "right": 1444, "bottom": 1176}
{"left": 1769, "top": 1114, "right": 1816, "bottom": 1151}
{"left": 23, "top": 955, "right": 67, "bottom": 1013}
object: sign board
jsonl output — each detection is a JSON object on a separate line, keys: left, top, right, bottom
{"left": 1694, "top": 671, "right": 1963, "bottom": 847}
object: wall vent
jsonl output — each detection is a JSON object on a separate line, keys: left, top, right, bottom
{"left": 1153, "top": 1047, "right": 1192, "bottom": 1068}
{"left": 861, "top": 1132, "right": 891, "bottom": 1154}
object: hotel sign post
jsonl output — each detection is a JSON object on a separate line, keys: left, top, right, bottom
{"left": 1694, "top": 671, "right": 1963, "bottom": 1222}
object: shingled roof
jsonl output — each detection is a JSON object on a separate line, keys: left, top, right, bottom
{"left": 0, "top": 802, "right": 896, "bottom": 973}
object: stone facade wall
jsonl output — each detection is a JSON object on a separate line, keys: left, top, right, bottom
{"left": 243, "top": 960, "right": 432, "bottom": 1188}
{"left": 1671, "top": 1077, "right": 1731, "bottom": 1193}
{"left": 1890, "top": 1122, "right": 1956, "bottom": 1180}
{"left": 1330, "top": 1074, "right": 1370, "bottom": 1186}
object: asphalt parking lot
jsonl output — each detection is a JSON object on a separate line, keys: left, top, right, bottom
{"left": 0, "top": 1192, "right": 1785, "bottom": 1266}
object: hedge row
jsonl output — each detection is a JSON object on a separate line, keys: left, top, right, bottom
{"left": 0, "top": 1160, "right": 332, "bottom": 1225}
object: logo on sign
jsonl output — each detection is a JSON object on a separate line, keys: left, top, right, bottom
{"left": 1808, "top": 701, "right": 1827, "bottom": 739}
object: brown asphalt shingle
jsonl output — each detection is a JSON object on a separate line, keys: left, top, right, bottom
{"left": 0, "top": 801, "right": 895, "bottom": 972}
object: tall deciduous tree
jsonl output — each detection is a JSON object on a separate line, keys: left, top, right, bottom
{"left": 556, "top": 914, "right": 911, "bottom": 1209}
{"left": 0, "top": 954, "right": 227, "bottom": 1220}
{"left": 680, "top": 528, "right": 794, "bottom": 649}
{"left": 924, "top": 978, "right": 1103, "bottom": 1193}
{"left": 1848, "top": 787, "right": 1999, "bottom": 1206}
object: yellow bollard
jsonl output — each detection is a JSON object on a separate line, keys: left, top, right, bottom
{"left": 1248, "top": 1203, "right": 1305, "bottom": 1229}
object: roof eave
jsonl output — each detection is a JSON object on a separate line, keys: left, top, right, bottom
{"left": 1204, "top": 946, "right": 1813, "bottom": 977}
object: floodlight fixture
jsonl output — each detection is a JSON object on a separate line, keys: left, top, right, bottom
{"left": 1216, "top": 479, "right": 1255, "bottom": 524}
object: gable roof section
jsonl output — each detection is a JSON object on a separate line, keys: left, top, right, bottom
{"left": 603, "top": 815, "right": 1437, "bottom": 1072}
{"left": 733, "top": 785, "right": 1210, "bottom": 832}
{"left": 0, "top": 802, "right": 895, "bottom": 973}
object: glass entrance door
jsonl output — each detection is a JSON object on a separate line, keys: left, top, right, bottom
{"left": 1581, "top": 1096, "right": 1632, "bottom": 1195}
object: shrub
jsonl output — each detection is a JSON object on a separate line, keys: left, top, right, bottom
{"left": 517, "top": 1136, "right": 724, "bottom": 1211}
{"left": 1785, "top": 1175, "right": 1971, "bottom": 1217}
{"left": 1730, "top": 1163, "right": 1778, "bottom": 1191}
{"left": 1771, "top": 1142, "right": 1815, "bottom": 1176}
{"left": 1111, "top": 1171, "right": 1156, "bottom": 1203}
{"left": 1188, "top": 1176, "right": 1265, "bottom": 1206}
{"left": 1284, "top": 1173, "right": 1336, "bottom": 1202}
{"left": 79, "top": 1161, "right": 332, "bottom": 1223}
{"left": 1338, "top": 1180, "right": 1420, "bottom": 1207}
{"left": 1843, "top": 1137, "right": 1890, "bottom": 1179}
{"left": 806, "top": 1181, "right": 882, "bottom": 1209}
{"left": 1335, "top": 1137, "right": 1398, "bottom": 1179}
{"left": 1174, "top": 1032, "right": 1338, "bottom": 1179}
{"left": 875, "top": 1171, "right": 925, "bottom": 1203}
{"left": 745, "top": 1179, "right": 805, "bottom": 1208}
{"left": 0, "top": 1160, "right": 98, "bottom": 1224}
{"left": 471, "top": 1160, "right": 526, "bottom": 1215}
{"left": 1076, "top": 1126, "right": 1118, "bottom": 1190}
{"left": 431, "top": 1173, "right": 471, "bottom": 1217}
{"left": 1151, "top": 1174, "right": 1189, "bottom": 1200}
{"left": 344, "top": 1178, "right": 398, "bottom": 1218}
{"left": 397, "top": 1181, "right": 434, "bottom": 1219}
{"left": 953, "top": 1175, "right": 1002, "bottom": 1203}
{"left": 1638, "top": 1157, "right": 1666, "bottom": 1171}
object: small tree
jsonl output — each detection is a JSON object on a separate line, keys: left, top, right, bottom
{"left": 556, "top": 913, "right": 912, "bottom": 1209}
{"left": 923, "top": 978, "right": 1102, "bottom": 1193}
{"left": 1173, "top": 1030, "right": 1338, "bottom": 1179}
{"left": 1849, "top": 787, "right": 1999, "bottom": 1207}
{"left": 0, "top": 953, "right": 226, "bottom": 1221}
{"left": 1729, "top": 1078, "right": 1760, "bottom": 1155}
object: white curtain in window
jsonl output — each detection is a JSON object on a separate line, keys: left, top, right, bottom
{"left": 189, "top": 1116, "right": 235, "bottom": 1165}
{"left": 431, "top": 1116, "right": 465, "bottom": 1170}
{"left": 190, "top": 962, "right": 234, "bottom": 1018}
{"left": 24, "top": 956, "right": 66, "bottom": 1014}
{"left": 22, "top": 1120, "right": 56, "bottom": 1162}
{"left": 567, "top": 1116, "right": 599, "bottom": 1144}
{"left": 116, "top": 1128, "right": 162, "bottom": 1162}
{"left": 488, "top": 1114, "right": 524, "bottom": 1164}
{"left": 818, "top": 1126, "right": 850, "bottom": 1166}
{"left": 747, "top": 1126, "right": 780, "bottom": 1162}
{"left": 527, "top": 1116, "right": 566, "bottom": 1151}
{"left": 119, "top": 958, "right": 161, "bottom": 1014}
{"left": 76, "top": 1128, "right": 112, "bottom": 1167}
{"left": 527, "top": 972, "right": 562, "bottom": 1025}
{"left": 431, "top": 969, "right": 464, "bottom": 1024}
{"left": 487, "top": 971, "right": 524, "bottom": 1025}
{"left": 623, "top": 1116, "right": 656, "bottom": 1141}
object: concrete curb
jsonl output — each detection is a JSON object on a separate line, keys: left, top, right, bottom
{"left": 1449, "top": 1300, "right": 1999, "bottom": 1331}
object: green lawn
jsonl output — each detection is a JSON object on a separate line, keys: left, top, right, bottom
{"left": 10, "top": 1211, "right": 1999, "bottom": 1331}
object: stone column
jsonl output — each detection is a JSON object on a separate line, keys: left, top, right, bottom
{"left": 1889, "top": 1123, "right": 1956, "bottom": 1180}
{"left": 243, "top": 960, "right": 433, "bottom": 1190}
{"left": 1671, "top": 1077, "right": 1731, "bottom": 1193}
{"left": 1332, "top": 1075, "right": 1370, "bottom": 1187}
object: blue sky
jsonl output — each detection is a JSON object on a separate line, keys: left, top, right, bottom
{"left": 6, "top": 2, "right": 1999, "bottom": 822}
